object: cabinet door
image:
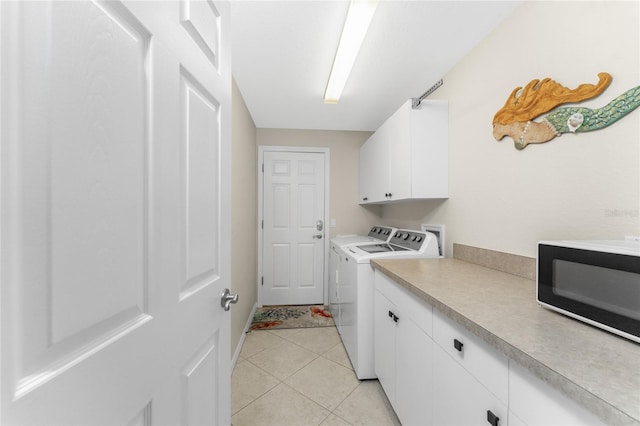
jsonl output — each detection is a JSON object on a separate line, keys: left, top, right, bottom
{"left": 433, "top": 310, "right": 508, "bottom": 404}
{"left": 374, "top": 289, "right": 397, "bottom": 404}
{"left": 358, "top": 136, "right": 375, "bottom": 203}
{"left": 359, "top": 131, "right": 387, "bottom": 203}
{"left": 396, "top": 314, "right": 433, "bottom": 426}
{"left": 410, "top": 100, "right": 448, "bottom": 198}
{"left": 386, "top": 100, "right": 412, "bottom": 201}
{"left": 433, "top": 344, "right": 507, "bottom": 426}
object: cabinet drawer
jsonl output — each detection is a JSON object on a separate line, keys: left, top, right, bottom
{"left": 433, "top": 309, "right": 508, "bottom": 404}
{"left": 375, "top": 271, "right": 433, "bottom": 337}
{"left": 433, "top": 344, "right": 507, "bottom": 426}
{"left": 509, "top": 362, "right": 605, "bottom": 425}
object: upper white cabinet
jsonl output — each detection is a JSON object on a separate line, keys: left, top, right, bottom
{"left": 359, "top": 99, "right": 448, "bottom": 204}
{"left": 358, "top": 130, "right": 386, "bottom": 204}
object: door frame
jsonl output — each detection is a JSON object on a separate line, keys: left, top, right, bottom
{"left": 257, "top": 145, "right": 330, "bottom": 307}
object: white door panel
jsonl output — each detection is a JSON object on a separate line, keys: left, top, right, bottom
{"left": 262, "top": 151, "right": 326, "bottom": 305}
{"left": 1, "top": 1, "right": 232, "bottom": 424}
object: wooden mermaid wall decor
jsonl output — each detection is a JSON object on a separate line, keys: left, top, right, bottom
{"left": 492, "top": 72, "right": 640, "bottom": 150}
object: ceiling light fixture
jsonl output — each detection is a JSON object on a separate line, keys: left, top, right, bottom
{"left": 323, "top": 0, "right": 378, "bottom": 104}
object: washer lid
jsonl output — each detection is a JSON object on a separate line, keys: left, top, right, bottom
{"left": 356, "top": 243, "right": 410, "bottom": 253}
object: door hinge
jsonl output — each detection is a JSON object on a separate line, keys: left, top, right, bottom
{"left": 261, "top": 220, "right": 264, "bottom": 229}
{"left": 261, "top": 276, "right": 264, "bottom": 286}
{"left": 262, "top": 163, "right": 264, "bottom": 172}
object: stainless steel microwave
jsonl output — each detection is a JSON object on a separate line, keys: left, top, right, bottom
{"left": 537, "top": 240, "right": 640, "bottom": 344}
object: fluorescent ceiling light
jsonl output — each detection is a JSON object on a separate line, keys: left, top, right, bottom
{"left": 323, "top": 0, "right": 378, "bottom": 104}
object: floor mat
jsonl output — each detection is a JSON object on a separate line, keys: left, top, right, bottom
{"left": 249, "top": 305, "right": 334, "bottom": 331}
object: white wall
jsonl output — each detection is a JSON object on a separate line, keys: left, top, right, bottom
{"left": 381, "top": 1, "right": 640, "bottom": 258}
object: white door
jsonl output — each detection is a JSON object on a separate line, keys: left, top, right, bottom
{"left": 0, "top": 1, "right": 232, "bottom": 424}
{"left": 262, "top": 151, "right": 326, "bottom": 306}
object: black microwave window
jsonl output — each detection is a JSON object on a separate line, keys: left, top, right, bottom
{"left": 552, "top": 260, "right": 640, "bottom": 321}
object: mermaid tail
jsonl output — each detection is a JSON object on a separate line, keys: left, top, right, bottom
{"left": 545, "top": 85, "right": 640, "bottom": 133}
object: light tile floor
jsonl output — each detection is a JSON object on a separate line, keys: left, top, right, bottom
{"left": 232, "top": 326, "right": 400, "bottom": 426}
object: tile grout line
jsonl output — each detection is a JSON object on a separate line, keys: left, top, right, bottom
{"left": 277, "top": 381, "right": 335, "bottom": 425}
{"left": 233, "top": 327, "right": 365, "bottom": 426}
{"left": 231, "top": 359, "right": 283, "bottom": 416}
{"left": 328, "top": 379, "right": 363, "bottom": 419}
{"left": 237, "top": 329, "right": 326, "bottom": 413}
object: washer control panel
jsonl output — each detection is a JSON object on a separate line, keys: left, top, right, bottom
{"left": 389, "top": 230, "right": 429, "bottom": 251}
{"left": 367, "top": 226, "right": 397, "bottom": 241}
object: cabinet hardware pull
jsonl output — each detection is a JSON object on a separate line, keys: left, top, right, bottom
{"left": 388, "top": 310, "right": 393, "bottom": 318}
{"left": 393, "top": 314, "right": 399, "bottom": 323}
{"left": 487, "top": 410, "right": 499, "bottom": 426}
{"left": 363, "top": 197, "right": 368, "bottom": 201}
{"left": 453, "top": 339, "right": 464, "bottom": 352}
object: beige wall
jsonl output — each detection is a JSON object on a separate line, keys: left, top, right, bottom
{"left": 381, "top": 1, "right": 640, "bottom": 258}
{"left": 256, "top": 129, "right": 381, "bottom": 238}
{"left": 231, "top": 78, "right": 257, "bottom": 357}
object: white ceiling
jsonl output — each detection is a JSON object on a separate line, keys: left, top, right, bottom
{"left": 231, "top": 1, "right": 521, "bottom": 132}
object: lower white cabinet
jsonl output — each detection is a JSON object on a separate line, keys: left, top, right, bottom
{"left": 374, "top": 288, "right": 396, "bottom": 402}
{"left": 432, "top": 308, "right": 508, "bottom": 426}
{"left": 374, "top": 271, "right": 433, "bottom": 426}
{"left": 509, "top": 361, "right": 605, "bottom": 426}
{"left": 432, "top": 309, "right": 509, "bottom": 404}
{"left": 432, "top": 343, "right": 508, "bottom": 426}
{"left": 374, "top": 269, "right": 606, "bottom": 426}
{"left": 396, "top": 316, "right": 433, "bottom": 425}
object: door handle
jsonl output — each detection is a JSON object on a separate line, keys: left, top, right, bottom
{"left": 454, "top": 338, "right": 464, "bottom": 352}
{"left": 313, "top": 234, "right": 323, "bottom": 239}
{"left": 487, "top": 410, "right": 500, "bottom": 426}
{"left": 221, "top": 288, "right": 239, "bottom": 311}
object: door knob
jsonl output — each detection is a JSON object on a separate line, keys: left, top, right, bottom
{"left": 313, "top": 234, "right": 323, "bottom": 239}
{"left": 221, "top": 288, "right": 239, "bottom": 311}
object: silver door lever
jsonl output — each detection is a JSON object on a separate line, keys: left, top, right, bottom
{"left": 221, "top": 288, "right": 239, "bottom": 311}
{"left": 313, "top": 234, "right": 323, "bottom": 239}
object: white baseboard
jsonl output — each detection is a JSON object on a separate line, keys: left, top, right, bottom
{"left": 231, "top": 302, "right": 258, "bottom": 371}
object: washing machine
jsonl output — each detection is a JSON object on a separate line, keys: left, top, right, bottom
{"left": 338, "top": 229, "right": 440, "bottom": 379}
{"left": 329, "top": 226, "right": 397, "bottom": 327}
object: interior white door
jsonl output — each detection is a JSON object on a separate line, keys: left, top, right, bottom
{"left": 262, "top": 151, "right": 325, "bottom": 306}
{"left": 0, "top": 1, "right": 232, "bottom": 424}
